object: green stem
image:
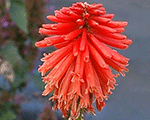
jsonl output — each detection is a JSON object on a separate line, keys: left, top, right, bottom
{"left": 76, "top": 109, "right": 84, "bottom": 120}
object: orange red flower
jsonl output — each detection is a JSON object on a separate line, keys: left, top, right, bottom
{"left": 35, "top": 2, "right": 132, "bottom": 119}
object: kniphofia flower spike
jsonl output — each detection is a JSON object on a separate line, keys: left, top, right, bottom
{"left": 35, "top": 2, "right": 132, "bottom": 119}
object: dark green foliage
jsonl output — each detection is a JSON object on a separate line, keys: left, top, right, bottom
{"left": 8, "top": 0, "right": 28, "bottom": 34}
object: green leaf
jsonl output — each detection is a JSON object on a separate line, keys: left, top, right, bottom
{"left": 0, "top": 41, "right": 28, "bottom": 87}
{"left": 0, "top": 110, "right": 16, "bottom": 120}
{"left": 13, "top": 68, "right": 26, "bottom": 88}
{"left": 0, "top": 102, "right": 11, "bottom": 114}
{"left": 26, "top": 72, "right": 44, "bottom": 90}
{"left": 0, "top": 42, "right": 23, "bottom": 66}
{"left": 8, "top": 0, "right": 28, "bottom": 34}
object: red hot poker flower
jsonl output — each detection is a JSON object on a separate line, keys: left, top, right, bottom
{"left": 35, "top": 2, "right": 132, "bottom": 119}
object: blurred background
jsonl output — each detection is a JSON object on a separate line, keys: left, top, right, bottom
{"left": 0, "top": 0, "right": 150, "bottom": 120}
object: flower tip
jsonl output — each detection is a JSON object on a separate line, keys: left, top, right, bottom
{"left": 47, "top": 15, "right": 51, "bottom": 19}
{"left": 76, "top": 19, "right": 85, "bottom": 26}
{"left": 42, "top": 93, "right": 46, "bottom": 96}
{"left": 114, "top": 74, "right": 120, "bottom": 77}
{"left": 128, "top": 39, "right": 133, "bottom": 45}
{"left": 121, "top": 72, "right": 126, "bottom": 77}
{"left": 124, "top": 45, "right": 129, "bottom": 49}
{"left": 80, "top": 79, "right": 84, "bottom": 82}
{"left": 111, "top": 14, "right": 115, "bottom": 17}
{"left": 35, "top": 42, "right": 38, "bottom": 47}
{"left": 42, "top": 24, "right": 46, "bottom": 28}
{"left": 43, "top": 53, "right": 47, "bottom": 56}
{"left": 84, "top": 13, "right": 90, "bottom": 18}
{"left": 35, "top": 42, "right": 41, "bottom": 47}
{"left": 35, "top": 41, "right": 47, "bottom": 48}
{"left": 39, "top": 28, "right": 43, "bottom": 34}
{"left": 42, "top": 90, "right": 49, "bottom": 96}
{"left": 124, "top": 21, "right": 128, "bottom": 26}
{"left": 84, "top": 57, "right": 89, "bottom": 62}
{"left": 73, "top": 52, "right": 78, "bottom": 56}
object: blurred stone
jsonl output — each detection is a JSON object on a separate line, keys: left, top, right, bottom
{"left": 0, "top": 58, "right": 15, "bottom": 83}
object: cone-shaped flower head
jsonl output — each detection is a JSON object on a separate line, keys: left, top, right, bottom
{"left": 35, "top": 2, "right": 132, "bottom": 119}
